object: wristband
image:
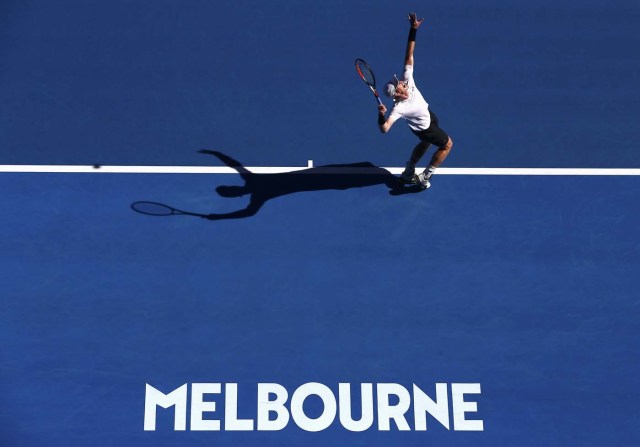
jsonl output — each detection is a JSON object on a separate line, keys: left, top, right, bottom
{"left": 378, "top": 114, "right": 386, "bottom": 125}
{"left": 408, "top": 28, "right": 417, "bottom": 41}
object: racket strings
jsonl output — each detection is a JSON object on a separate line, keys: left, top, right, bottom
{"left": 131, "top": 201, "right": 175, "bottom": 216}
{"left": 356, "top": 61, "right": 375, "bottom": 86}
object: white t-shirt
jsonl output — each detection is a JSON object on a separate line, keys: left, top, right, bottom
{"left": 388, "top": 65, "right": 431, "bottom": 131}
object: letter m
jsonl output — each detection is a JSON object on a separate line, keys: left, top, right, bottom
{"left": 144, "top": 383, "right": 188, "bottom": 431}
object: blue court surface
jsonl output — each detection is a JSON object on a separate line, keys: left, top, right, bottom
{"left": 2, "top": 1, "right": 640, "bottom": 446}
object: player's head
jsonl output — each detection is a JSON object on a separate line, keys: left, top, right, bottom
{"left": 384, "top": 75, "right": 409, "bottom": 101}
{"left": 216, "top": 185, "right": 248, "bottom": 197}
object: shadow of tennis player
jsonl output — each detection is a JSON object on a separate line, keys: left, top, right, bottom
{"left": 198, "top": 150, "right": 423, "bottom": 220}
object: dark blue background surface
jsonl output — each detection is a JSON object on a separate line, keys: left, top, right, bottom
{"left": 1, "top": 172, "right": 639, "bottom": 445}
{"left": 2, "top": 1, "right": 640, "bottom": 446}
{"left": 1, "top": 0, "right": 639, "bottom": 167}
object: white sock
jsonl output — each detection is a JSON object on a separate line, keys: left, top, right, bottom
{"left": 424, "top": 165, "right": 436, "bottom": 179}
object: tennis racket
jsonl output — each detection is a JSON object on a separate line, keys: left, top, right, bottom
{"left": 355, "top": 58, "right": 383, "bottom": 106}
{"left": 130, "top": 201, "right": 206, "bottom": 218}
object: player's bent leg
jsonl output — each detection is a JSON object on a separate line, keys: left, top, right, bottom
{"left": 409, "top": 140, "right": 431, "bottom": 165}
{"left": 429, "top": 137, "right": 453, "bottom": 167}
{"left": 417, "top": 137, "right": 452, "bottom": 190}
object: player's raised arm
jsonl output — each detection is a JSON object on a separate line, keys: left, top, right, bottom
{"left": 404, "top": 12, "right": 424, "bottom": 67}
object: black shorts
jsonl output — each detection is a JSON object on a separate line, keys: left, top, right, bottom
{"left": 410, "top": 110, "right": 450, "bottom": 148}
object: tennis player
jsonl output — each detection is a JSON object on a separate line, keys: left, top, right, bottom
{"left": 377, "top": 12, "right": 453, "bottom": 189}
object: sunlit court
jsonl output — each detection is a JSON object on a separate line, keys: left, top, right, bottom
{"left": 1, "top": 1, "right": 639, "bottom": 446}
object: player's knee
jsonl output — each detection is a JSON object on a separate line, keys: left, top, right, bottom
{"left": 441, "top": 137, "right": 453, "bottom": 151}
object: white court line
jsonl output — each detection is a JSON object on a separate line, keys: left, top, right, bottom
{"left": 0, "top": 164, "right": 639, "bottom": 175}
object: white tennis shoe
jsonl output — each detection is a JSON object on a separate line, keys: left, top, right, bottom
{"left": 417, "top": 172, "right": 431, "bottom": 189}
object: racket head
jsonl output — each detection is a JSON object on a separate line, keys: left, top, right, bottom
{"left": 355, "top": 58, "right": 376, "bottom": 87}
{"left": 131, "top": 201, "right": 180, "bottom": 216}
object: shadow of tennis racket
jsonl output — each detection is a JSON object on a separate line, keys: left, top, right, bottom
{"left": 130, "top": 201, "right": 207, "bottom": 218}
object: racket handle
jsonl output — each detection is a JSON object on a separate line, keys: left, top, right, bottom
{"left": 376, "top": 96, "right": 383, "bottom": 106}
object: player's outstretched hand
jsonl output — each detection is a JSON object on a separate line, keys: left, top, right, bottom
{"left": 378, "top": 104, "right": 387, "bottom": 115}
{"left": 408, "top": 12, "right": 424, "bottom": 29}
